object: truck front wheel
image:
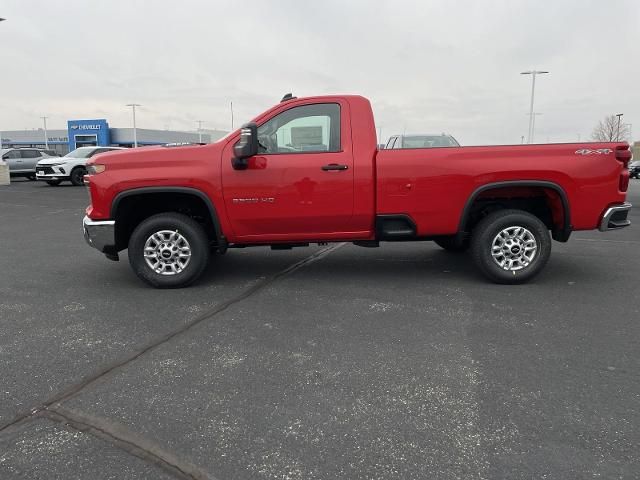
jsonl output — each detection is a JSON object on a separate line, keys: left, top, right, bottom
{"left": 128, "top": 212, "right": 210, "bottom": 288}
{"left": 471, "top": 209, "right": 551, "bottom": 284}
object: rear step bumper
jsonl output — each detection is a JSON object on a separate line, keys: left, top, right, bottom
{"left": 599, "top": 202, "right": 632, "bottom": 231}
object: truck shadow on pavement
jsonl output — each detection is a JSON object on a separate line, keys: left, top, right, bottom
{"left": 102, "top": 244, "right": 606, "bottom": 290}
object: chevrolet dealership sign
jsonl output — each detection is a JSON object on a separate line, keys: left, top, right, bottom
{"left": 70, "top": 124, "right": 102, "bottom": 130}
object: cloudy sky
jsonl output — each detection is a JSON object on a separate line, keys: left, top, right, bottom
{"left": 1, "top": 0, "right": 638, "bottom": 145}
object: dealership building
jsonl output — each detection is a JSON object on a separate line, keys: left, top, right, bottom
{"left": 1, "top": 119, "right": 228, "bottom": 155}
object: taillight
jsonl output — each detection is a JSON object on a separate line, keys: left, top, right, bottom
{"left": 615, "top": 145, "right": 631, "bottom": 165}
{"left": 619, "top": 170, "right": 629, "bottom": 192}
{"left": 616, "top": 146, "right": 631, "bottom": 192}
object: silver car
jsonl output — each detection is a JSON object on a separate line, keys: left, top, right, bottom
{"left": 385, "top": 134, "right": 460, "bottom": 149}
{"left": 1, "top": 148, "right": 55, "bottom": 180}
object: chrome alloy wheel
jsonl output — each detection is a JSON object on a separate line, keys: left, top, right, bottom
{"left": 143, "top": 230, "right": 192, "bottom": 275}
{"left": 490, "top": 226, "right": 537, "bottom": 271}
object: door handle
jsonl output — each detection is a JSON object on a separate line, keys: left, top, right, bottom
{"left": 321, "top": 164, "right": 349, "bottom": 171}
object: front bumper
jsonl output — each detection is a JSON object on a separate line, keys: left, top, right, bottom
{"left": 599, "top": 203, "right": 632, "bottom": 231}
{"left": 36, "top": 164, "right": 70, "bottom": 181}
{"left": 83, "top": 215, "right": 116, "bottom": 253}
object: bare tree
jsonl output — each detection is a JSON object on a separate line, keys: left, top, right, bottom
{"left": 592, "top": 115, "right": 630, "bottom": 142}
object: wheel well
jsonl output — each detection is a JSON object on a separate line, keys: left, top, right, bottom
{"left": 461, "top": 185, "right": 570, "bottom": 241}
{"left": 112, "top": 192, "right": 219, "bottom": 251}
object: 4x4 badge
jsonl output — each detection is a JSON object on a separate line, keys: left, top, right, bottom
{"left": 575, "top": 148, "right": 612, "bottom": 155}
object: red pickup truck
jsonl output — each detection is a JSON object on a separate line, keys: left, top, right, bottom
{"left": 83, "top": 94, "right": 632, "bottom": 288}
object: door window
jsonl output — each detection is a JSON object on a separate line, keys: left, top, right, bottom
{"left": 20, "top": 149, "right": 41, "bottom": 158}
{"left": 257, "top": 103, "right": 341, "bottom": 154}
{"left": 89, "top": 148, "right": 108, "bottom": 157}
{"left": 3, "top": 151, "right": 20, "bottom": 159}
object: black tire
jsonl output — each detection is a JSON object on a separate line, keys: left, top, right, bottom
{"left": 70, "top": 167, "right": 86, "bottom": 186}
{"left": 128, "top": 212, "right": 210, "bottom": 288}
{"left": 46, "top": 180, "right": 62, "bottom": 186}
{"left": 433, "top": 236, "right": 470, "bottom": 253}
{"left": 27, "top": 173, "right": 36, "bottom": 181}
{"left": 471, "top": 209, "right": 551, "bottom": 284}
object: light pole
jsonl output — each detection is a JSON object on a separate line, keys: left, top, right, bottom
{"left": 615, "top": 113, "right": 623, "bottom": 141}
{"left": 126, "top": 104, "right": 141, "bottom": 147}
{"left": 521, "top": 70, "right": 549, "bottom": 143}
{"left": 532, "top": 112, "right": 543, "bottom": 143}
{"left": 0, "top": 18, "right": 5, "bottom": 149}
{"left": 41, "top": 116, "right": 49, "bottom": 149}
{"left": 524, "top": 112, "right": 543, "bottom": 143}
{"left": 196, "top": 120, "right": 204, "bottom": 143}
{"left": 624, "top": 123, "right": 632, "bottom": 143}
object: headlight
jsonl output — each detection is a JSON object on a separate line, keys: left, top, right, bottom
{"left": 87, "top": 164, "right": 106, "bottom": 174}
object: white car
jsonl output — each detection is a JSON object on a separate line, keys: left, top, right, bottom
{"left": 36, "top": 146, "right": 126, "bottom": 186}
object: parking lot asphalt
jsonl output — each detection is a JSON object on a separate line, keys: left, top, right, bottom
{"left": 1, "top": 178, "right": 639, "bottom": 479}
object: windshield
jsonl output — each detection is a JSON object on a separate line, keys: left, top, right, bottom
{"left": 64, "top": 148, "right": 93, "bottom": 159}
{"left": 401, "top": 136, "right": 459, "bottom": 148}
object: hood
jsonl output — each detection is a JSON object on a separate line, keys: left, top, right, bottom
{"left": 86, "top": 142, "right": 226, "bottom": 169}
{"left": 37, "top": 157, "right": 69, "bottom": 166}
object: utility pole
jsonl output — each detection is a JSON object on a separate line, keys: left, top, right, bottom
{"left": 196, "top": 120, "right": 204, "bottom": 143}
{"left": 521, "top": 70, "right": 549, "bottom": 143}
{"left": 41, "top": 116, "right": 49, "bottom": 148}
{"left": 615, "top": 113, "right": 623, "bottom": 141}
{"left": 126, "top": 104, "right": 141, "bottom": 147}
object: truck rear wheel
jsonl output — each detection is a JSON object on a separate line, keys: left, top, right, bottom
{"left": 471, "top": 209, "right": 551, "bottom": 284}
{"left": 128, "top": 212, "right": 210, "bottom": 288}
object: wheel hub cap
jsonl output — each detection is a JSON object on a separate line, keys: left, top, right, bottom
{"left": 491, "top": 226, "right": 537, "bottom": 271}
{"left": 143, "top": 230, "right": 192, "bottom": 275}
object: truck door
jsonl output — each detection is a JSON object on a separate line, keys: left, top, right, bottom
{"left": 221, "top": 102, "right": 354, "bottom": 240}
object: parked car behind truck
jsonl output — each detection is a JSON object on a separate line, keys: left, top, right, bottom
{"left": 36, "top": 146, "right": 125, "bottom": 186}
{"left": 82, "top": 94, "right": 632, "bottom": 288}
{"left": 1, "top": 148, "right": 56, "bottom": 180}
{"left": 386, "top": 133, "right": 460, "bottom": 149}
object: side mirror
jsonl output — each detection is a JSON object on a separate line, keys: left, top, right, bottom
{"left": 232, "top": 122, "right": 258, "bottom": 170}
